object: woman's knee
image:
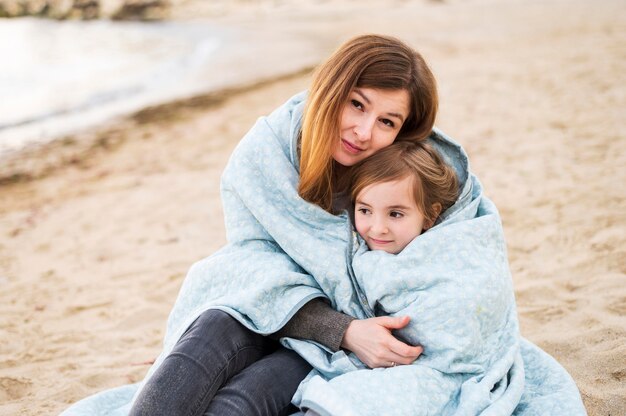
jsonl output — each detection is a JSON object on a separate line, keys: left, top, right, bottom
{"left": 188, "top": 309, "right": 238, "bottom": 336}
{"left": 177, "top": 309, "right": 268, "bottom": 354}
{"left": 130, "top": 310, "right": 273, "bottom": 416}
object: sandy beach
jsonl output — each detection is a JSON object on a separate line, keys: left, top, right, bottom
{"left": 1, "top": 0, "right": 625, "bottom": 414}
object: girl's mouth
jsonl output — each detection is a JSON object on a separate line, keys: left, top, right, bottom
{"left": 341, "top": 139, "right": 364, "bottom": 154}
{"left": 369, "top": 237, "right": 393, "bottom": 245}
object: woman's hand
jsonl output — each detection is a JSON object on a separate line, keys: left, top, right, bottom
{"left": 340, "top": 316, "right": 423, "bottom": 368}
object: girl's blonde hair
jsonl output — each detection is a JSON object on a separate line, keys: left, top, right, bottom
{"left": 299, "top": 34, "right": 438, "bottom": 212}
{"left": 349, "top": 140, "right": 459, "bottom": 225}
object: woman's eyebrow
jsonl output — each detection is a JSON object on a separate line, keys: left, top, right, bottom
{"left": 387, "top": 112, "right": 405, "bottom": 123}
{"left": 355, "top": 89, "right": 371, "bottom": 105}
{"left": 354, "top": 89, "right": 405, "bottom": 123}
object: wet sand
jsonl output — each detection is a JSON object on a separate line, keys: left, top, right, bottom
{"left": 1, "top": 0, "right": 625, "bottom": 414}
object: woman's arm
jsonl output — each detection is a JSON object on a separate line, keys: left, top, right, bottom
{"left": 272, "top": 299, "right": 423, "bottom": 368}
{"left": 341, "top": 316, "right": 423, "bottom": 368}
{"left": 271, "top": 298, "right": 354, "bottom": 352}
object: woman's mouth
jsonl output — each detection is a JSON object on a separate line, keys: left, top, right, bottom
{"left": 341, "top": 139, "right": 364, "bottom": 154}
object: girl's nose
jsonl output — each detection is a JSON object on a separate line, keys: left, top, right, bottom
{"left": 372, "top": 218, "right": 388, "bottom": 234}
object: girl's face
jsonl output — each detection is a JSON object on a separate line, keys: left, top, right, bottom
{"left": 332, "top": 87, "right": 410, "bottom": 167}
{"left": 354, "top": 176, "right": 428, "bottom": 254}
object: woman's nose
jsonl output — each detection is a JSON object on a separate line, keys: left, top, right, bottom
{"left": 353, "top": 117, "right": 375, "bottom": 142}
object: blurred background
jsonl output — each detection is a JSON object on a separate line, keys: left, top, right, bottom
{"left": 0, "top": 0, "right": 342, "bottom": 158}
{"left": 0, "top": 1, "right": 624, "bottom": 415}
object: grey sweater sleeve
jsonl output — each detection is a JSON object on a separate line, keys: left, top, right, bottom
{"left": 270, "top": 298, "right": 355, "bottom": 352}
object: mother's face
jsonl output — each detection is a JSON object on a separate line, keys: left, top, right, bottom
{"left": 332, "top": 87, "right": 410, "bottom": 167}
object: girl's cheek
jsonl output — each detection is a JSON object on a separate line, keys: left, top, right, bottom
{"left": 355, "top": 219, "right": 367, "bottom": 235}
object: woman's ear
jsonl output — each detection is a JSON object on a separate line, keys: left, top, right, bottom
{"left": 423, "top": 203, "right": 442, "bottom": 230}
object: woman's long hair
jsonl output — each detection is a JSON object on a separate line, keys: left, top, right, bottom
{"left": 299, "top": 34, "right": 439, "bottom": 212}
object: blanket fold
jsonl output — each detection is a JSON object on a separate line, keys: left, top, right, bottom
{"left": 62, "top": 91, "right": 586, "bottom": 416}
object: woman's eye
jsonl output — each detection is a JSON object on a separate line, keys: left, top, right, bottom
{"left": 351, "top": 99, "right": 364, "bottom": 110}
{"left": 357, "top": 207, "right": 370, "bottom": 215}
{"left": 381, "top": 118, "right": 395, "bottom": 128}
{"left": 390, "top": 211, "right": 403, "bottom": 218}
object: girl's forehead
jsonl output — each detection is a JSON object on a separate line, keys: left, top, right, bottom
{"left": 357, "top": 176, "right": 416, "bottom": 205}
{"left": 358, "top": 173, "right": 413, "bottom": 193}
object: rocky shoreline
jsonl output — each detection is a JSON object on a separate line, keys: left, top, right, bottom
{"left": 0, "top": 0, "right": 169, "bottom": 20}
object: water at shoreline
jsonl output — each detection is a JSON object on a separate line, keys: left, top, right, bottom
{"left": 0, "top": 16, "right": 332, "bottom": 161}
{"left": 0, "top": 18, "right": 224, "bottom": 156}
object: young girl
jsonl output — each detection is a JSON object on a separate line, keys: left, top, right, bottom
{"left": 350, "top": 139, "right": 459, "bottom": 255}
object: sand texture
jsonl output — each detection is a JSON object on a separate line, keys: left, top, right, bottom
{"left": 1, "top": 0, "right": 624, "bottom": 414}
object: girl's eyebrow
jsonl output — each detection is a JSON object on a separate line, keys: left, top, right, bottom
{"left": 356, "top": 200, "right": 411, "bottom": 211}
{"left": 354, "top": 89, "right": 406, "bottom": 123}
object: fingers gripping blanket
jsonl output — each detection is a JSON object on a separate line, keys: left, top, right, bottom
{"left": 61, "top": 92, "right": 585, "bottom": 416}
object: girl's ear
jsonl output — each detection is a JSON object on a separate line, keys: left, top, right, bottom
{"left": 423, "top": 203, "right": 442, "bottom": 230}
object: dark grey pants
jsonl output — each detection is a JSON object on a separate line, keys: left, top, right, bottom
{"left": 129, "top": 309, "right": 312, "bottom": 416}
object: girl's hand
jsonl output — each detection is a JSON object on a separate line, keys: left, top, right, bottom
{"left": 340, "top": 316, "right": 423, "bottom": 368}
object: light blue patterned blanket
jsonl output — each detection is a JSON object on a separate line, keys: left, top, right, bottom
{"left": 62, "top": 92, "right": 585, "bottom": 416}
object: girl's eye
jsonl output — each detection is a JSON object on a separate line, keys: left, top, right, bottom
{"left": 351, "top": 99, "right": 364, "bottom": 110}
{"left": 381, "top": 118, "right": 395, "bottom": 128}
{"left": 357, "top": 207, "right": 370, "bottom": 215}
{"left": 390, "top": 211, "right": 404, "bottom": 218}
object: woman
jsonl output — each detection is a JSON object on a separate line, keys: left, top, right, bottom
{"left": 128, "top": 34, "right": 438, "bottom": 416}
